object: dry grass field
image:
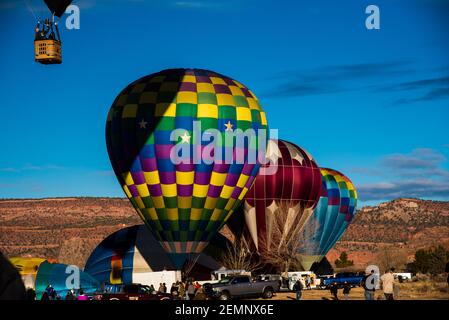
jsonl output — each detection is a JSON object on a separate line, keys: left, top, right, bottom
{"left": 265, "top": 281, "right": 449, "bottom": 300}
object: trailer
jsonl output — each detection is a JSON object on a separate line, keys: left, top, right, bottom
{"left": 132, "top": 270, "right": 182, "bottom": 292}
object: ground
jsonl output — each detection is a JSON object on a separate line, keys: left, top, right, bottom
{"left": 261, "top": 282, "right": 449, "bottom": 300}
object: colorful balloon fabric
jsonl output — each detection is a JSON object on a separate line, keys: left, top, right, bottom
{"left": 106, "top": 68, "right": 268, "bottom": 268}
{"left": 243, "top": 139, "right": 322, "bottom": 252}
{"left": 298, "top": 168, "right": 357, "bottom": 270}
{"left": 84, "top": 225, "right": 230, "bottom": 284}
{"left": 9, "top": 257, "right": 46, "bottom": 289}
{"left": 33, "top": 261, "right": 99, "bottom": 299}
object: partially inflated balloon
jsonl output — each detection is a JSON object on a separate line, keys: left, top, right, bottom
{"left": 243, "top": 139, "right": 322, "bottom": 252}
{"left": 299, "top": 168, "right": 357, "bottom": 270}
{"left": 34, "top": 261, "right": 99, "bottom": 299}
{"left": 84, "top": 225, "right": 230, "bottom": 284}
{"left": 106, "top": 69, "right": 268, "bottom": 268}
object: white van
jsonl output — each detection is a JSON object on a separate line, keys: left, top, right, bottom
{"left": 287, "top": 271, "right": 318, "bottom": 290}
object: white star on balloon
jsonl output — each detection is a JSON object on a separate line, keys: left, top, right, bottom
{"left": 224, "top": 121, "right": 234, "bottom": 132}
{"left": 139, "top": 119, "right": 147, "bottom": 129}
{"left": 181, "top": 131, "right": 191, "bottom": 144}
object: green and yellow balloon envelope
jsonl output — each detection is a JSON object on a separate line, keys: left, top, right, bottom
{"left": 106, "top": 68, "right": 268, "bottom": 268}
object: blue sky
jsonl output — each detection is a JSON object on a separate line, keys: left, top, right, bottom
{"left": 0, "top": 0, "right": 448, "bottom": 206}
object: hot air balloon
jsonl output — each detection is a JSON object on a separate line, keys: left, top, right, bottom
{"left": 9, "top": 258, "right": 98, "bottom": 299}
{"left": 84, "top": 225, "right": 230, "bottom": 285}
{"left": 243, "top": 139, "right": 322, "bottom": 256}
{"left": 298, "top": 168, "right": 357, "bottom": 270}
{"left": 44, "top": 0, "right": 73, "bottom": 18}
{"left": 34, "top": 261, "right": 99, "bottom": 299}
{"left": 106, "top": 68, "right": 268, "bottom": 269}
{"left": 34, "top": 1, "right": 73, "bottom": 64}
{"left": 9, "top": 257, "right": 46, "bottom": 289}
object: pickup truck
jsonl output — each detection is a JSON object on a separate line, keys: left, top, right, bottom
{"left": 93, "top": 283, "right": 172, "bottom": 300}
{"left": 204, "top": 275, "right": 280, "bottom": 300}
{"left": 320, "top": 272, "right": 364, "bottom": 289}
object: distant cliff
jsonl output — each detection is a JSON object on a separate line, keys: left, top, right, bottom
{"left": 1, "top": 197, "right": 448, "bottom": 269}
{"left": 328, "top": 198, "right": 449, "bottom": 268}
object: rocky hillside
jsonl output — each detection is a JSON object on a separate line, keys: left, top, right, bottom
{"left": 328, "top": 198, "right": 449, "bottom": 268}
{"left": 0, "top": 198, "right": 141, "bottom": 267}
{"left": 1, "top": 197, "right": 448, "bottom": 269}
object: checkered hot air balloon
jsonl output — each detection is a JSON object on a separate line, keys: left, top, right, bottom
{"left": 243, "top": 139, "right": 322, "bottom": 254}
{"left": 298, "top": 168, "right": 358, "bottom": 270}
{"left": 105, "top": 69, "right": 268, "bottom": 269}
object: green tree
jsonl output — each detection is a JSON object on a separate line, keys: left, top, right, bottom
{"left": 407, "top": 246, "right": 449, "bottom": 275}
{"left": 335, "top": 251, "right": 354, "bottom": 268}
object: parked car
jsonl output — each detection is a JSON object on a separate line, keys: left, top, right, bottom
{"left": 321, "top": 272, "right": 364, "bottom": 289}
{"left": 93, "top": 283, "right": 172, "bottom": 300}
{"left": 204, "top": 275, "right": 280, "bottom": 300}
{"left": 393, "top": 273, "right": 412, "bottom": 282}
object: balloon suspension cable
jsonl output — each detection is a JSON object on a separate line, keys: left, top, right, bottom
{"left": 24, "top": 0, "right": 38, "bottom": 21}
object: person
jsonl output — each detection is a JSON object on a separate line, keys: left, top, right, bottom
{"left": 330, "top": 282, "right": 339, "bottom": 300}
{"left": 187, "top": 282, "right": 195, "bottom": 300}
{"left": 170, "top": 282, "right": 178, "bottom": 296}
{"left": 41, "top": 291, "right": 49, "bottom": 300}
{"left": 380, "top": 268, "right": 395, "bottom": 300}
{"left": 158, "top": 283, "right": 164, "bottom": 293}
{"left": 193, "top": 287, "right": 207, "bottom": 300}
{"left": 77, "top": 289, "right": 88, "bottom": 301}
{"left": 194, "top": 281, "right": 201, "bottom": 292}
{"left": 293, "top": 279, "right": 303, "bottom": 300}
{"left": 35, "top": 23, "right": 45, "bottom": 41}
{"left": 162, "top": 283, "right": 167, "bottom": 293}
{"left": 45, "top": 285, "right": 56, "bottom": 300}
{"left": 342, "top": 282, "right": 351, "bottom": 300}
{"left": 149, "top": 284, "right": 156, "bottom": 294}
{"left": 362, "top": 270, "right": 376, "bottom": 300}
{"left": 178, "top": 282, "right": 186, "bottom": 300}
{"left": 65, "top": 289, "right": 76, "bottom": 300}
{"left": 26, "top": 288, "right": 36, "bottom": 300}
{"left": 43, "top": 19, "right": 51, "bottom": 36}
{"left": 305, "top": 276, "right": 311, "bottom": 290}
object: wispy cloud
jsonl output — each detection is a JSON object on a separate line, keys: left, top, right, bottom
{"left": 356, "top": 148, "right": 449, "bottom": 201}
{"left": 265, "top": 61, "right": 449, "bottom": 104}
{"left": 174, "top": 1, "right": 222, "bottom": 8}
{"left": 0, "top": 164, "right": 66, "bottom": 173}
{"left": 359, "top": 179, "right": 449, "bottom": 201}
{"left": 265, "top": 61, "right": 412, "bottom": 97}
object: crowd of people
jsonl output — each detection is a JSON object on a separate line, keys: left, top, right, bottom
{"left": 34, "top": 19, "right": 60, "bottom": 42}
{"left": 292, "top": 268, "right": 402, "bottom": 300}
{"left": 165, "top": 280, "right": 206, "bottom": 300}
{"left": 24, "top": 285, "right": 90, "bottom": 301}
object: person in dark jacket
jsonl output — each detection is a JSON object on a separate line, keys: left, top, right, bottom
{"left": 293, "top": 280, "right": 303, "bottom": 300}
{"left": 0, "top": 252, "right": 26, "bottom": 300}
{"left": 26, "top": 288, "right": 36, "bottom": 300}
{"left": 170, "top": 282, "right": 178, "bottom": 296}
{"left": 342, "top": 281, "right": 351, "bottom": 300}
{"left": 362, "top": 270, "right": 377, "bottom": 300}
{"left": 330, "top": 282, "right": 339, "bottom": 300}
{"left": 65, "top": 289, "right": 76, "bottom": 300}
{"left": 41, "top": 291, "right": 49, "bottom": 300}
